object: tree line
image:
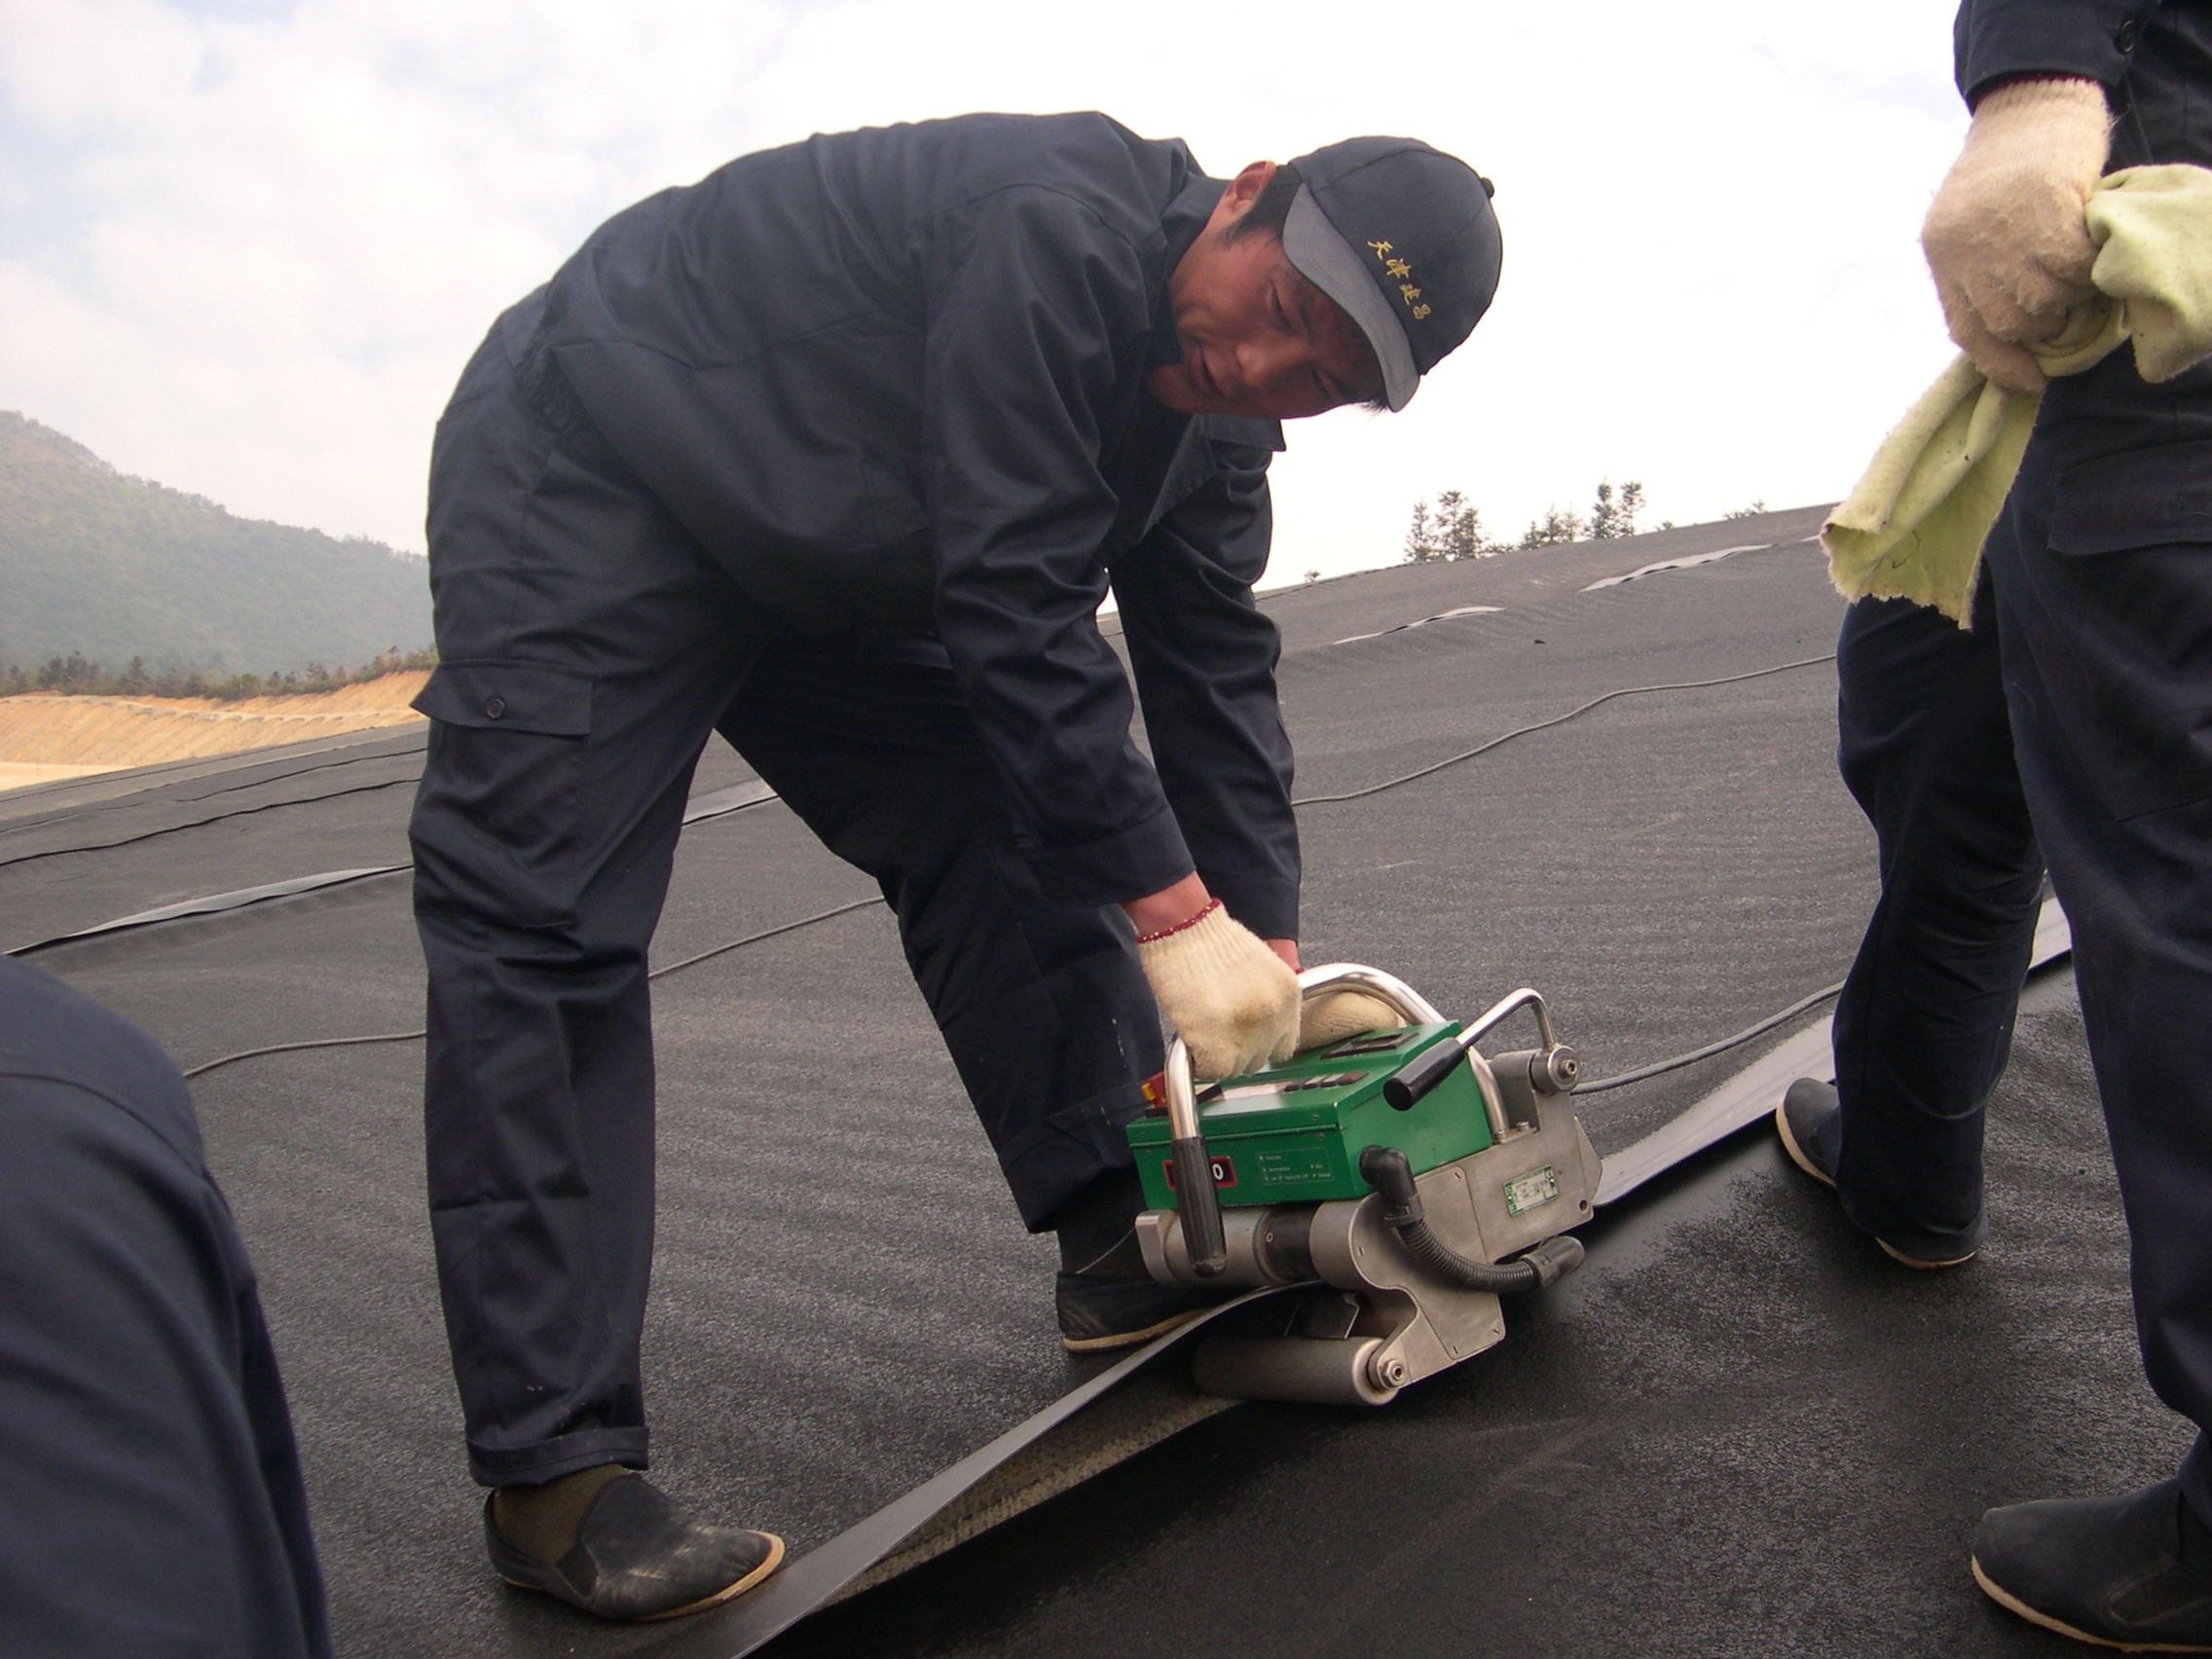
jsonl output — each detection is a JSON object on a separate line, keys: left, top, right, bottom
{"left": 0, "top": 646, "right": 438, "bottom": 702}
{"left": 1403, "top": 479, "right": 1654, "bottom": 563}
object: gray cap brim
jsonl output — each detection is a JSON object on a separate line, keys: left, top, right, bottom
{"left": 1281, "top": 186, "right": 1418, "bottom": 411}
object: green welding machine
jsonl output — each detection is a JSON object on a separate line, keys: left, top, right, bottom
{"left": 1125, "top": 965, "right": 1602, "bottom": 1407}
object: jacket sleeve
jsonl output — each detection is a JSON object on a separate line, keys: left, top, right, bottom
{"left": 0, "top": 963, "right": 329, "bottom": 1659}
{"left": 1111, "top": 435, "right": 1302, "bottom": 940}
{"left": 1953, "top": 0, "right": 2161, "bottom": 104}
{"left": 920, "top": 184, "right": 1195, "bottom": 907}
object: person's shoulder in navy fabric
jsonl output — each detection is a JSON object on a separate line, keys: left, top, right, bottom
{"left": 0, "top": 956, "right": 329, "bottom": 1659}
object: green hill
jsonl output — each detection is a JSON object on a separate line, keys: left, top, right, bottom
{"left": 0, "top": 411, "right": 432, "bottom": 677}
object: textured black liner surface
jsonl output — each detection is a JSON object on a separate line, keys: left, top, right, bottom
{"left": 18, "top": 508, "right": 2154, "bottom": 1657}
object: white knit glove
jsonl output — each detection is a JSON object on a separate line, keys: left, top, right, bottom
{"left": 1136, "top": 903, "right": 1300, "bottom": 1080}
{"left": 1297, "top": 989, "right": 1406, "bottom": 1052}
{"left": 1923, "top": 77, "right": 2113, "bottom": 393}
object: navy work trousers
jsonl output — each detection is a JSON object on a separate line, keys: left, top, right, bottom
{"left": 1828, "top": 585, "right": 2046, "bottom": 1264}
{"left": 1833, "top": 341, "right": 2212, "bottom": 1518}
{"left": 1984, "top": 347, "right": 2212, "bottom": 1521}
{"left": 1833, "top": 0, "right": 2212, "bottom": 1521}
{"left": 410, "top": 313, "right": 1162, "bottom": 1487}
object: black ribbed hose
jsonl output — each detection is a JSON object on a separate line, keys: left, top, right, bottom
{"left": 1356, "top": 1145, "right": 1584, "bottom": 1293}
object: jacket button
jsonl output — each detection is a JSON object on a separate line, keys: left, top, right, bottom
{"left": 483, "top": 696, "right": 506, "bottom": 719}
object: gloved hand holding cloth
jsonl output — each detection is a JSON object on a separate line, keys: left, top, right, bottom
{"left": 1921, "top": 77, "right": 2111, "bottom": 398}
{"left": 1825, "top": 79, "right": 2212, "bottom": 624}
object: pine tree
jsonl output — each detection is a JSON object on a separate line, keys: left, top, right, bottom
{"left": 1519, "top": 504, "right": 1590, "bottom": 549}
{"left": 1402, "top": 499, "right": 1441, "bottom": 564}
{"left": 1590, "top": 481, "right": 1619, "bottom": 539}
{"left": 1620, "top": 480, "right": 1646, "bottom": 533}
{"left": 1590, "top": 478, "right": 1647, "bottom": 539}
{"left": 1435, "top": 489, "right": 1490, "bottom": 560}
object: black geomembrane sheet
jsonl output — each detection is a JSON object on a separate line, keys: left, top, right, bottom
{"left": 9, "top": 506, "right": 2157, "bottom": 1656}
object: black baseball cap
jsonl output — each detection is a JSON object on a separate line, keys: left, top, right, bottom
{"left": 1279, "top": 137, "right": 1501, "bottom": 411}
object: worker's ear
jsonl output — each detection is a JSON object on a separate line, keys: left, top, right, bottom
{"left": 1221, "top": 160, "right": 1278, "bottom": 218}
{"left": 1204, "top": 161, "right": 1278, "bottom": 239}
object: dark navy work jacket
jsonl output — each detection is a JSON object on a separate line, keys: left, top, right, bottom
{"left": 0, "top": 958, "right": 329, "bottom": 1658}
{"left": 526, "top": 112, "right": 1299, "bottom": 934}
{"left": 1955, "top": 0, "right": 2210, "bottom": 155}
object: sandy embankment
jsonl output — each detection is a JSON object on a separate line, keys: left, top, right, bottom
{"left": 0, "top": 670, "right": 431, "bottom": 790}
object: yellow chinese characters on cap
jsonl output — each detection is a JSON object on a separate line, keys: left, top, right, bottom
{"left": 1367, "top": 240, "right": 1432, "bottom": 320}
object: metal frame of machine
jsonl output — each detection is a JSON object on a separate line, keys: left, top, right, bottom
{"left": 1133, "top": 966, "right": 1603, "bottom": 1406}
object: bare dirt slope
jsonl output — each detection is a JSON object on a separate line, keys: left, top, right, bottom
{"left": 0, "top": 670, "right": 428, "bottom": 788}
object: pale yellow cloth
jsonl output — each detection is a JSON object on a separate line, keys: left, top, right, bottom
{"left": 1825, "top": 165, "right": 2212, "bottom": 624}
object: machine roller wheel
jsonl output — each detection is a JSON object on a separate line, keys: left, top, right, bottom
{"left": 1190, "top": 1335, "right": 1400, "bottom": 1407}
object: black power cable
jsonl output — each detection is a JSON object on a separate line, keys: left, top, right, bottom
{"left": 180, "top": 896, "right": 882, "bottom": 1080}
{"left": 181, "top": 1027, "right": 424, "bottom": 1081}
{"left": 1573, "top": 977, "right": 1845, "bottom": 1094}
{"left": 175, "top": 649, "right": 1841, "bottom": 1088}
{"left": 1293, "top": 653, "right": 1835, "bottom": 806}
{"left": 1293, "top": 649, "right": 1848, "bottom": 1091}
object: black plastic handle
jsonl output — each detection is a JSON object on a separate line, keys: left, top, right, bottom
{"left": 1382, "top": 1036, "right": 1469, "bottom": 1111}
{"left": 1170, "top": 1134, "right": 1229, "bottom": 1275}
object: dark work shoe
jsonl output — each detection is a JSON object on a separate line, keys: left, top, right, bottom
{"left": 1972, "top": 1480, "right": 2212, "bottom": 1650}
{"left": 485, "top": 1473, "right": 784, "bottom": 1621}
{"left": 1054, "top": 1270, "right": 1235, "bottom": 1353}
{"left": 1773, "top": 1078, "right": 1975, "bottom": 1270}
{"left": 1775, "top": 1077, "right": 1842, "bottom": 1186}
{"left": 1051, "top": 1164, "right": 1235, "bottom": 1351}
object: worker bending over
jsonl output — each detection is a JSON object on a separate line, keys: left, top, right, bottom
{"left": 410, "top": 113, "right": 1500, "bottom": 1619}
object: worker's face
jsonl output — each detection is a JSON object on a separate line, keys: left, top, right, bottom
{"left": 1148, "top": 161, "right": 1385, "bottom": 421}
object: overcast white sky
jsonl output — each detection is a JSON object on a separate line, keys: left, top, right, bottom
{"left": 1, "top": 0, "right": 1970, "bottom": 585}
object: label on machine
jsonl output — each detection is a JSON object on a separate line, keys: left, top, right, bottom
{"left": 1504, "top": 1163, "right": 1561, "bottom": 1215}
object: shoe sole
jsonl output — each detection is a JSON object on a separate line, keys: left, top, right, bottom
{"left": 1060, "top": 1306, "right": 1210, "bottom": 1354}
{"left": 499, "top": 1531, "right": 787, "bottom": 1623}
{"left": 1773, "top": 1099, "right": 1836, "bottom": 1189}
{"left": 1972, "top": 1553, "right": 2212, "bottom": 1652}
{"left": 1878, "top": 1237, "right": 1978, "bottom": 1271}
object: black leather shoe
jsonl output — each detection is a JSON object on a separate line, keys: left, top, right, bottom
{"left": 1972, "top": 1480, "right": 2212, "bottom": 1651}
{"left": 1052, "top": 1166, "right": 1237, "bottom": 1351}
{"left": 1054, "top": 1271, "right": 1234, "bottom": 1352}
{"left": 1773, "top": 1078, "right": 1974, "bottom": 1270}
{"left": 486, "top": 1473, "right": 784, "bottom": 1621}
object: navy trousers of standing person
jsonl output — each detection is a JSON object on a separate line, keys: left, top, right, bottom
{"left": 1827, "top": 585, "right": 2046, "bottom": 1263}
{"left": 1979, "top": 344, "right": 2212, "bottom": 1525}
{"left": 409, "top": 310, "right": 1163, "bottom": 1487}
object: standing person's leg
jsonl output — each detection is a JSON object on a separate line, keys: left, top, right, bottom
{"left": 409, "top": 312, "right": 780, "bottom": 1617}
{"left": 1780, "top": 588, "right": 2044, "bottom": 1266}
{"left": 1968, "top": 354, "right": 2212, "bottom": 1646}
{"left": 715, "top": 634, "right": 1223, "bottom": 1348}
